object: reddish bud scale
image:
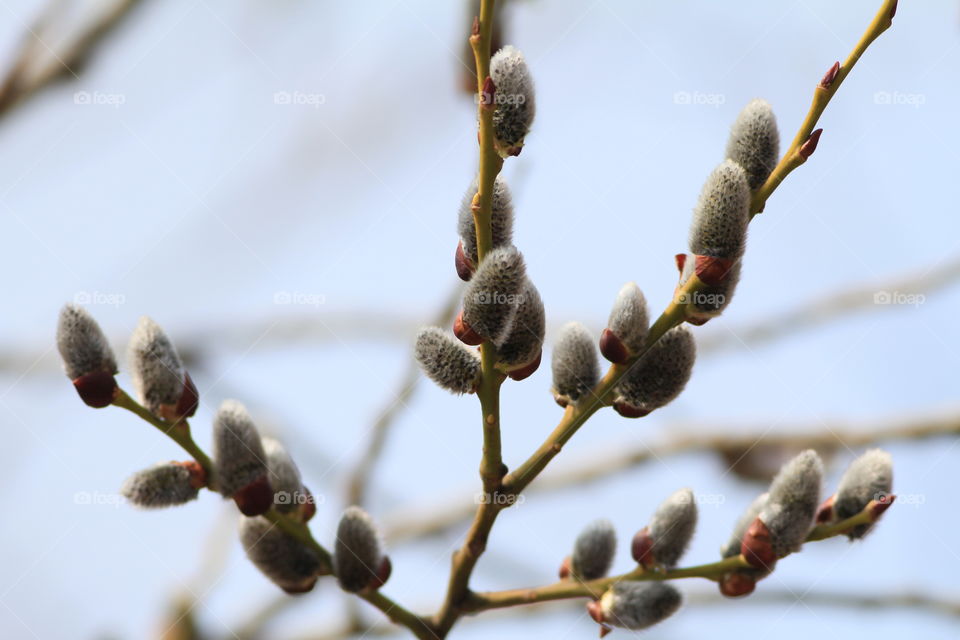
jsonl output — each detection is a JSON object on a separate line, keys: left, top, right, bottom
{"left": 507, "top": 349, "right": 541, "bottom": 381}
{"left": 816, "top": 495, "right": 835, "bottom": 523}
{"left": 719, "top": 572, "right": 757, "bottom": 598}
{"left": 820, "top": 61, "right": 841, "bottom": 89}
{"left": 455, "top": 241, "right": 475, "bottom": 281}
{"left": 587, "top": 600, "right": 605, "bottom": 624}
{"left": 73, "top": 371, "right": 118, "bottom": 408}
{"left": 869, "top": 494, "right": 895, "bottom": 519}
{"left": 282, "top": 578, "right": 318, "bottom": 595}
{"left": 301, "top": 486, "right": 317, "bottom": 522}
{"left": 481, "top": 76, "right": 496, "bottom": 109}
{"left": 694, "top": 255, "right": 735, "bottom": 287}
{"left": 558, "top": 556, "right": 572, "bottom": 580}
{"left": 613, "top": 400, "right": 652, "bottom": 419}
{"left": 176, "top": 460, "right": 207, "bottom": 489}
{"left": 599, "top": 328, "right": 630, "bottom": 364}
{"left": 234, "top": 474, "right": 274, "bottom": 516}
{"left": 741, "top": 517, "right": 777, "bottom": 570}
{"left": 631, "top": 527, "right": 655, "bottom": 567}
{"left": 799, "top": 128, "right": 823, "bottom": 159}
{"left": 453, "top": 311, "right": 483, "bottom": 345}
{"left": 369, "top": 556, "right": 392, "bottom": 590}
{"left": 175, "top": 372, "right": 199, "bottom": 419}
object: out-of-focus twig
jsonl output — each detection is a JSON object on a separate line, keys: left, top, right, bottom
{"left": 0, "top": 0, "right": 144, "bottom": 119}
{"left": 382, "top": 408, "right": 960, "bottom": 543}
{"left": 345, "top": 285, "right": 461, "bottom": 507}
{"left": 698, "top": 254, "right": 960, "bottom": 354}
{"left": 685, "top": 589, "right": 960, "bottom": 618}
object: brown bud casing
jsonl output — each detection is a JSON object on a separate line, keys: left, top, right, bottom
{"left": 819, "top": 61, "right": 841, "bottom": 89}
{"left": 481, "top": 76, "right": 496, "bottom": 109}
{"left": 613, "top": 400, "right": 651, "bottom": 419}
{"left": 507, "top": 349, "right": 541, "bottom": 381}
{"left": 799, "top": 128, "right": 823, "bottom": 159}
{"left": 559, "top": 555, "right": 572, "bottom": 580}
{"left": 631, "top": 527, "right": 655, "bottom": 567}
{"left": 454, "top": 311, "right": 483, "bottom": 345}
{"left": 719, "top": 572, "right": 757, "bottom": 598}
{"left": 73, "top": 371, "right": 118, "bottom": 408}
{"left": 694, "top": 255, "right": 736, "bottom": 287}
{"left": 234, "top": 474, "right": 274, "bottom": 516}
{"left": 455, "top": 241, "right": 475, "bottom": 281}
{"left": 176, "top": 460, "right": 207, "bottom": 489}
{"left": 816, "top": 494, "right": 835, "bottom": 523}
{"left": 599, "top": 328, "right": 630, "bottom": 364}
{"left": 741, "top": 517, "right": 777, "bottom": 570}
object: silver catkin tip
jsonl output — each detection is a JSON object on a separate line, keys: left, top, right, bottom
{"left": 726, "top": 98, "right": 780, "bottom": 190}
{"left": 458, "top": 175, "right": 514, "bottom": 266}
{"left": 689, "top": 159, "right": 750, "bottom": 259}
{"left": 600, "top": 582, "right": 682, "bottom": 631}
{"left": 490, "top": 45, "right": 535, "bottom": 154}
{"left": 834, "top": 448, "right": 893, "bottom": 539}
{"left": 121, "top": 462, "right": 199, "bottom": 508}
{"left": 721, "top": 492, "right": 768, "bottom": 558}
{"left": 128, "top": 316, "right": 185, "bottom": 415}
{"left": 334, "top": 506, "right": 385, "bottom": 593}
{"left": 648, "top": 488, "right": 698, "bottom": 568}
{"left": 57, "top": 304, "right": 117, "bottom": 380}
{"left": 213, "top": 399, "right": 268, "bottom": 498}
{"left": 571, "top": 518, "right": 617, "bottom": 580}
{"left": 495, "top": 278, "right": 545, "bottom": 369}
{"left": 615, "top": 326, "right": 696, "bottom": 413}
{"left": 240, "top": 516, "right": 322, "bottom": 593}
{"left": 760, "top": 449, "right": 823, "bottom": 557}
{"left": 607, "top": 282, "right": 649, "bottom": 353}
{"left": 262, "top": 437, "right": 305, "bottom": 513}
{"left": 463, "top": 245, "right": 526, "bottom": 345}
{"left": 551, "top": 322, "right": 600, "bottom": 403}
{"left": 415, "top": 327, "right": 482, "bottom": 394}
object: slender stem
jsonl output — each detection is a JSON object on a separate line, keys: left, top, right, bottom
{"left": 750, "top": 0, "right": 896, "bottom": 215}
{"left": 463, "top": 503, "right": 885, "bottom": 613}
{"left": 112, "top": 388, "right": 215, "bottom": 485}
{"left": 359, "top": 592, "right": 438, "bottom": 640}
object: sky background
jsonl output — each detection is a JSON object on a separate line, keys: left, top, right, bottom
{"left": 0, "top": 0, "right": 958, "bottom": 638}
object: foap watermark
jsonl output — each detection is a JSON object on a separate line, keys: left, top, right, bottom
{"left": 475, "top": 491, "right": 525, "bottom": 507}
{"left": 473, "top": 291, "right": 524, "bottom": 305}
{"left": 673, "top": 90, "right": 726, "bottom": 108}
{"left": 73, "top": 90, "right": 126, "bottom": 108}
{"left": 676, "top": 291, "right": 726, "bottom": 307}
{"left": 475, "top": 91, "right": 527, "bottom": 106}
{"left": 274, "top": 90, "right": 326, "bottom": 108}
{"left": 74, "top": 290, "right": 125, "bottom": 308}
{"left": 873, "top": 90, "right": 925, "bottom": 108}
{"left": 273, "top": 291, "right": 326, "bottom": 307}
{"left": 274, "top": 490, "right": 325, "bottom": 507}
{"left": 74, "top": 490, "right": 124, "bottom": 508}
{"left": 879, "top": 490, "right": 923, "bottom": 508}
{"left": 873, "top": 290, "right": 925, "bottom": 307}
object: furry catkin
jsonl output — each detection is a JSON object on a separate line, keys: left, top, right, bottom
{"left": 262, "top": 437, "right": 305, "bottom": 513}
{"left": 334, "top": 506, "right": 386, "bottom": 593}
{"left": 647, "top": 488, "right": 698, "bottom": 568}
{"left": 689, "top": 160, "right": 750, "bottom": 259}
{"left": 240, "top": 516, "right": 322, "bottom": 593}
{"left": 760, "top": 450, "right": 823, "bottom": 557}
{"left": 213, "top": 400, "right": 269, "bottom": 498}
{"left": 495, "top": 278, "right": 545, "bottom": 370}
{"left": 56, "top": 304, "right": 117, "bottom": 379}
{"left": 615, "top": 326, "right": 696, "bottom": 413}
{"left": 597, "top": 582, "right": 682, "bottom": 630}
{"left": 415, "top": 327, "right": 482, "bottom": 394}
{"left": 458, "top": 175, "right": 514, "bottom": 267}
{"left": 726, "top": 99, "right": 780, "bottom": 190}
{"left": 607, "top": 282, "right": 649, "bottom": 353}
{"left": 721, "top": 492, "right": 769, "bottom": 558}
{"left": 551, "top": 322, "right": 600, "bottom": 404}
{"left": 462, "top": 246, "right": 526, "bottom": 345}
{"left": 121, "top": 462, "right": 200, "bottom": 508}
{"left": 677, "top": 254, "right": 742, "bottom": 320}
{"left": 833, "top": 449, "right": 893, "bottom": 539}
{"left": 128, "top": 316, "right": 185, "bottom": 416}
{"left": 570, "top": 519, "right": 617, "bottom": 581}
{"left": 489, "top": 45, "right": 535, "bottom": 156}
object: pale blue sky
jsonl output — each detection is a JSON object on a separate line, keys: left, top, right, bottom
{"left": 0, "top": 1, "right": 958, "bottom": 639}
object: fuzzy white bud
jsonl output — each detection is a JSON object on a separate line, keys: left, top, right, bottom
{"left": 726, "top": 99, "right": 780, "bottom": 190}
{"left": 489, "top": 45, "right": 535, "bottom": 157}
{"left": 689, "top": 160, "right": 750, "bottom": 259}
{"left": 415, "top": 327, "right": 482, "bottom": 394}
{"left": 551, "top": 322, "right": 600, "bottom": 405}
{"left": 571, "top": 519, "right": 617, "bottom": 581}
{"left": 834, "top": 448, "right": 893, "bottom": 539}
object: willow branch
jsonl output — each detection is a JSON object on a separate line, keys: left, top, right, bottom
{"left": 383, "top": 408, "right": 953, "bottom": 544}
{"left": 462, "top": 503, "right": 884, "bottom": 612}
{"left": 749, "top": 0, "right": 897, "bottom": 215}
{"left": 0, "top": 0, "right": 143, "bottom": 119}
